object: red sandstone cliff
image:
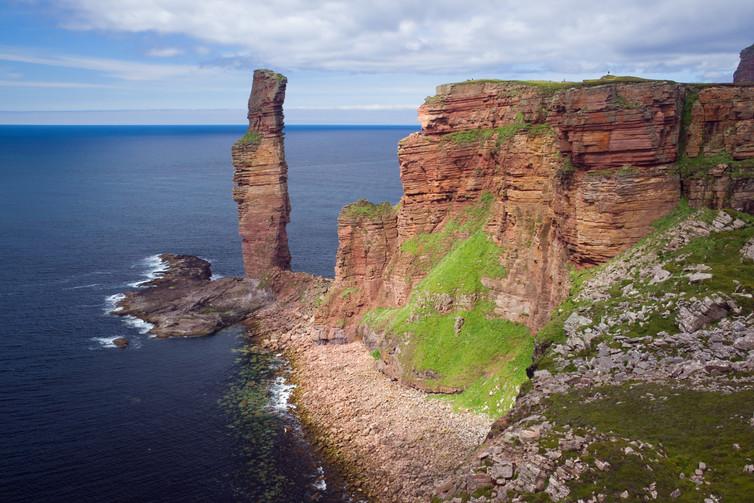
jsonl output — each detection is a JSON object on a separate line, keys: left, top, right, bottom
{"left": 232, "top": 69, "right": 291, "bottom": 278}
{"left": 316, "top": 78, "right": 754, "bottom": 384}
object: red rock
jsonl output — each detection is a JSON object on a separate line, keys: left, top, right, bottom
{"left": 232, "top": 69, "right": 291, "bottom": 278}
{"left": 734, "top": 44, "right": 754, "bottom": 84}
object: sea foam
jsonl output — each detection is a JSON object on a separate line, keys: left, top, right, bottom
{"left": 104, "top": 293, "right": 125, "bottom": 314}
{"left": 127, "top": 254, "right": 168, "bottom": 288}
{"left": 268, "top": 375, "right": 296, "bottom": 414}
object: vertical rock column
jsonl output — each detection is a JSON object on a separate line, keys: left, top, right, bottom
{"left": 232, "top": 69, "right": 291, "bottom": 278}
{"left": 734, "top": 44, "right": 754, "bottom": 84}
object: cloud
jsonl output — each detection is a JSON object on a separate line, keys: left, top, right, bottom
{"left": 288, "top": 104, "right": 416, "bottom": 111}
{"left": 0, "top": 48, "right": 213, "bottom": 80}
{"left": 147, "top": 47, "right": 183, "bottom": 57}
{"left": 56, "top": 0, "right": 754, "bottom": 78}
{"left": 0, "top": 79, "right": 114, "bottom": 88}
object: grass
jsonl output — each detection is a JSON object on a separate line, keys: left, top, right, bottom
{"left": 533, "top": 200, "right": 750, "bottom": 370}
{"left": 543, "top": 384, "right": 754, "bottom": 502}
{"left": 364, "top": 193, "right": 533, "bottom": 416}
{"left": 679, "top": 88, "right": 699, "bottom": 156}
{"left": 340, "top": 200, "right": 395, "bottom": 220}
{"left": 400, "top": 193, "right": 494, "bottom": 273}
{"left": 443, "top": 114, "right": 550, "bottom": 148}
{"left": 340, "top": 286, "right": 359, "bottom": 299}
{"left": 677, "top": 149, "right": 754, "bottom": 180}
{"left": 236, "top": 130, "right": 261, "bottom": 145}
{"left": 585, "top": 165, "right": 639, "bottom": 178}
{"left": 448, "top": 75, "right": 663, "bottom": 93}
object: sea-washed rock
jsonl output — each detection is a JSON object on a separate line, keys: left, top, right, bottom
{"left": 114, "top": 254, "right": 270, "bottom": 337}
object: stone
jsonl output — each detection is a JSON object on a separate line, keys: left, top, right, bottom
{"left": 620, "top": 490, "right": 630, "bottom": 499}
{"left": 742, "top": 238, "right": 754, "bottom": 261}
{"left": 114, "top": 254, "right": 269, "bottom": 338}
{"left": 466, "top": 473, "right": 493, "bottom": 492}
{"left": 687, "top": 272, "right": 712, "bottom": 283}
{"left": 489, "top": 462, "right": 514, "bottom": 481}
{"left": 545, "top": 475, "right": 570, "bottom": 501}
{"left": 650, "top": 266, "right": 671, "bottom": 284}
{"left": 454, "top": 316, "right": 465, "bottom": 335}
{"left": 559, "top": 435, "right": 586, "bottom": 452}
{"left": 734, "top": 334, "right": 754, "bottom": 351}
{"left": 595, "top": 459, "right": 611, "bottom": 471}
{"left": 676, "top": 296, "right": 732, "bottom": 333}
{"left": 670, "top": 488, "right": 682, "bottom": 498}
{"left": 112, "top": 337, "right": 128, "bottom": 348}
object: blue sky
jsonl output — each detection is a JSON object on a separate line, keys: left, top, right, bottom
{"left": 1, "top": 0, "right": 752, "bottom": 124}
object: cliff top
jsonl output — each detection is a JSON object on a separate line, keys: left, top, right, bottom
{"left": 430, "top": 74, "right": 753, "bottom": 99}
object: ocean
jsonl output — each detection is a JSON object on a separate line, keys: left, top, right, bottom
{"left": 0, "top": 125, "right": 412, "bottom": 502}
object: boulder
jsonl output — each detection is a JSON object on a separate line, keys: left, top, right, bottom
{"left": 112, "top": 337, "right": 129, "bottom": 348}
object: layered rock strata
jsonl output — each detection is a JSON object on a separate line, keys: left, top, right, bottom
{"left": 317, "top": 77, "right": 754, "bottom": 398}
{"left": 232, "top": 69, "right": 291, "bottom": 278}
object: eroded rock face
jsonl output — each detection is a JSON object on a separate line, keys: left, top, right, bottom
{"left": 319, "top": 79, "right": 690, "bottom": 339}
{"left": 734, "top": 44, "right": 754, "bottom": 84}
{"left": 115, "top": 254, "right": 269, "bottom": 337}
{"left": 314, "top": 203, "right": 398, "bottom": 341}
{"left": 684, "top": 86, "right": 754, "bottom": 160}
{"left": 232, "top": 69, "right": 291, "bottom": 278}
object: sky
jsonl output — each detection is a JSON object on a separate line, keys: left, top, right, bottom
{"left": 0, "top": 0, "right": 752, "bottom": 125}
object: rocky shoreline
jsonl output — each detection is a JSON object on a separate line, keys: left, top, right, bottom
{"left": 250, "top": 273, "right": 494, "bottom": 502}
{"left": 114, "top": 253, "right": 269, "bottom": 338}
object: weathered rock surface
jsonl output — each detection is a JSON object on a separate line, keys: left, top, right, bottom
{"left": 232, "top": 69, "right": 291, "bottom": 278}
{"left": 115, "top": 254, "right": 269, "bottom": 337}
{"left": 314, "top": 201, "right": 398, "bottom": 341}
{"left": 734, "top": 44, "right": 754, "bottom": 84}
{"left": 683, "top": 86, "right": 754, "bottom": 161}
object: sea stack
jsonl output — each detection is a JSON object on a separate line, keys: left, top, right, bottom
{"left": 734, "top": 44, "right": 754, "bottom": 83}
{"left": 232, "top": 69, "right": 291, "bottom": 278}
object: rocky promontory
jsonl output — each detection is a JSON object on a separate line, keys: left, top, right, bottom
{"left": 734, "top": 44, "right": 754, "bottom": 84}
{"left": 115, "top": 253, "right": 269, "bottom": 338}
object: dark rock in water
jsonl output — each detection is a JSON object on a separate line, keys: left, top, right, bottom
{"left": 113, "top": 337, "right": 129, "bottom": 348}
{"left": 114, "top": 253, "right": 270, "bottom": 338}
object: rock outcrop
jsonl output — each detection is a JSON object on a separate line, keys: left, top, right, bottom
{"left": 232, "top": 69, "right": 291, "bottom": 278}
{"left": 734, "top": 43, "right": 754, "bottom": 84}
{"left": 115, "top": 254, "right": 269, "bottom": 337}
{"left": 316, "top": 77, "right": 754, "bottom": 405}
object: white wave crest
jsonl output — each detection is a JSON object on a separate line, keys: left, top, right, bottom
{"left": 103, "top": 293, "right": 125, "bottom": 314}
{"left": 123, "top": 316, "right": 154, "bottom": 335}
{"left": 127, "top": 254, "right": 168, "bottom": 288}
{"left": 268, "top": 375, "right": 296, "bottom": 414}
{"left": 90, "top": 336, "right": 119, "bottom": 349}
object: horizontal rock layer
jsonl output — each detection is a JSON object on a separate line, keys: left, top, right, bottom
{"left": 232, "top": 69, "right": 291, "bottom": 278}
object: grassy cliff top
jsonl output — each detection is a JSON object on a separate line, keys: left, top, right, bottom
{"left": 340, "top": 200, "right": 395, "bottom": 221}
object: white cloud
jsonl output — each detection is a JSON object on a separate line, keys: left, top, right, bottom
{"left": 0, "top": 48, "right": 217, "bottom": 81}
{"left": 146, "top": 47, "right": 183, "bottom": 57}
{"left": 288, "top": 104, "right": 416, "bottom": 110}
{"left": 56, "top": 0, "right": 754, "bottom": 78}
{"left": 0, "top": 79, "right": 114, "bottom": 88}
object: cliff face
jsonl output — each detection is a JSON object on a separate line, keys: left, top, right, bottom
{"left": 734, "top": 44, "right": 754, "bottom": 83}
{"left": 316, "top": 77, "right": 754, "bottom": 410}
{"left": 232, "top": 69, "right": 291, "bottom": 278}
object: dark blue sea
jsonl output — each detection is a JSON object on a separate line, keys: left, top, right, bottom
{"left": 0, "top": 125, "right": 412, "bottom": 502}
